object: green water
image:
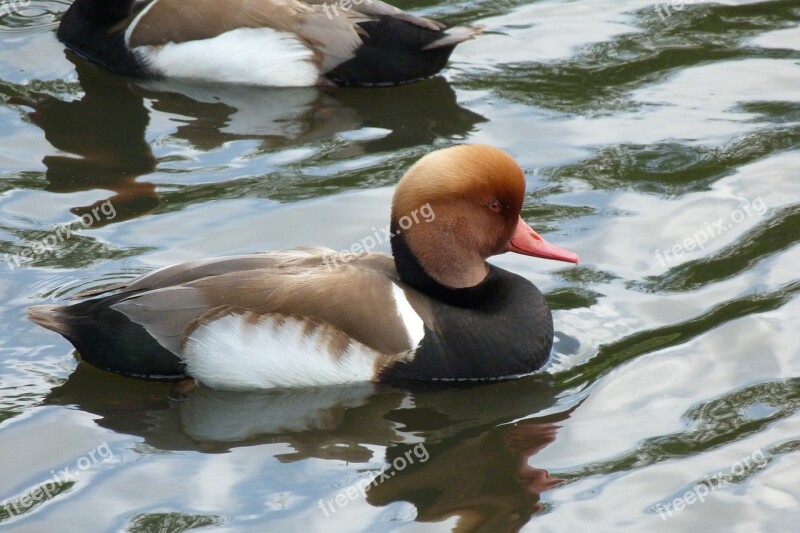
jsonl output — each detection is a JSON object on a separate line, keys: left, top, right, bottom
{"left": 0, "top": 1, "right": 798, "bottom": 531}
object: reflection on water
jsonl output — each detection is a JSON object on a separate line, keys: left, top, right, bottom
{"left": 11, "top": 54, "right": 159, "bottom": 222}
{"left": 0, "top": 0, "right": 798, "bottom": 531}
{"left": 7, "top": 52, "right": 484, "bottom": 222}
{"left": 44, "top": 363, "right": 573, "bottom": 529}
{"left": 141, "top": 74, "right": 485, "bottom": 154}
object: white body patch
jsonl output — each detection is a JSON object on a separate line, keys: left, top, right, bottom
{"left": 183, "top": 313, "right": 378, "bottom": 390}
{"left": 130, "top": 27, "right": 319, "bottom": 87}
{"left": 392, "top": 284, "right": 425, "bottom": 348}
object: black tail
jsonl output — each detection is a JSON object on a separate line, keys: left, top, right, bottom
{"left": 325, "top": 17, "right": 481, "bottom": 87}
{"left": 28, "top": 295, "right": 186, "bottom": 380}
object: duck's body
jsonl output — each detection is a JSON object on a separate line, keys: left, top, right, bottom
{"left": 29, "top": 249, "right": 552, "bottom": 387}
{"left": 57, "top": 0, "right": 481, "bottom": 87}
{"left": 29, "top": 145, "right": 578, "bottom": 390}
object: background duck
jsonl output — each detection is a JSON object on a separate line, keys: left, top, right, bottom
{"left": 28, "top": 145, "right": 578, "bottom": 390}
{"left": 57, "top": 0, "right": 482, "bottom": 87}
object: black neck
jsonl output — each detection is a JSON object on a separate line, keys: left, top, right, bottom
{"left": 390, "top": 222, "right": 495, "bottom": 307}
{"left": 70, "top": 0, "right": 139, "bottom": 23}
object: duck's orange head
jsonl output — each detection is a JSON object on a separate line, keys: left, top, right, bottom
{"left": 391, "top": 144, "right": 578, "bottom": 288}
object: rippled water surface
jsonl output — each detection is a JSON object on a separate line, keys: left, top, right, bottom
{"left": 1, "top": 1, "right": 799, "bottom": 531}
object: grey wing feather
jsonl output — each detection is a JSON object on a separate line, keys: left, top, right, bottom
{"left": 111, "top": 286, "right": 211, "bottom": 355}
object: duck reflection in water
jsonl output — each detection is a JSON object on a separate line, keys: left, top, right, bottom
{"left": 138, "top": 73, "right": 485, "bottom": 154}
{"left": 46, "top": 365, "right": 576, "bottom": 530}
{"left": 365, "top": 418, "right": 566, "bottom": 531}
{"left": 10, "top": 54, "right": 159, "bottom": 223}
{"left": 9, "top": 51, "right": 484, "bottom": 223}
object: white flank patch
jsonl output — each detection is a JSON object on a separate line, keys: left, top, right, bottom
{"left": 131, "top": 27, "right": 319, "bottom": 87}
{"left": 392, "top": 284, "right": 425, "bottom": 349}
{"left": 183, "top": 313, "right": 378, "bottom": 390}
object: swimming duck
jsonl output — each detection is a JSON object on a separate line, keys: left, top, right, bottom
{"left": 57, "top": 0, "right": 481, "bottom": 87}
{"left": 28, "top": 145, "right": 578, "bottom": 389}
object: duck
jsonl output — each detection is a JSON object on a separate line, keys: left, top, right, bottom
{"left": 56, "top": 0, "right": 482, "bottom": 87}
{"left": 28, "top": 145, "right": 578, "bottom": 390}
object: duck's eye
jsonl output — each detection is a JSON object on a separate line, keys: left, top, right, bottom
{"left": 489, "top": 200, "right": 502, "bottom": 212}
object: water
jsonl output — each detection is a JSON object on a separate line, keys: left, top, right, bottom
{"left": 1, "top": 0, "right": 798, "bottom": 531}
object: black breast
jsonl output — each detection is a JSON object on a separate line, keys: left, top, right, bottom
{"left": 381, "top": 267, "right": 553, "bottom": 382}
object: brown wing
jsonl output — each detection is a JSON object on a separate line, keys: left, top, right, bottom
{"left": 108, "top": 249, "right": 425, "bottom": 357}
{"left": 126, "top": 0, "right": 365, "bottom": 71}
{"left": 127, "top": 0, "right": 311, "bottom": 46}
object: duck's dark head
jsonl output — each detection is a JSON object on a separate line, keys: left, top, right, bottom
{"left": 391, "top": 144, "right": 578, "bottom": 290}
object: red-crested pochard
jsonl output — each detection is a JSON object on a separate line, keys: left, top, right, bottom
{"left": 28, "top": 145, "right": 578, "bottom": 389}
{"left": 57, "top": 0, "right": 481, "bottom": 87}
